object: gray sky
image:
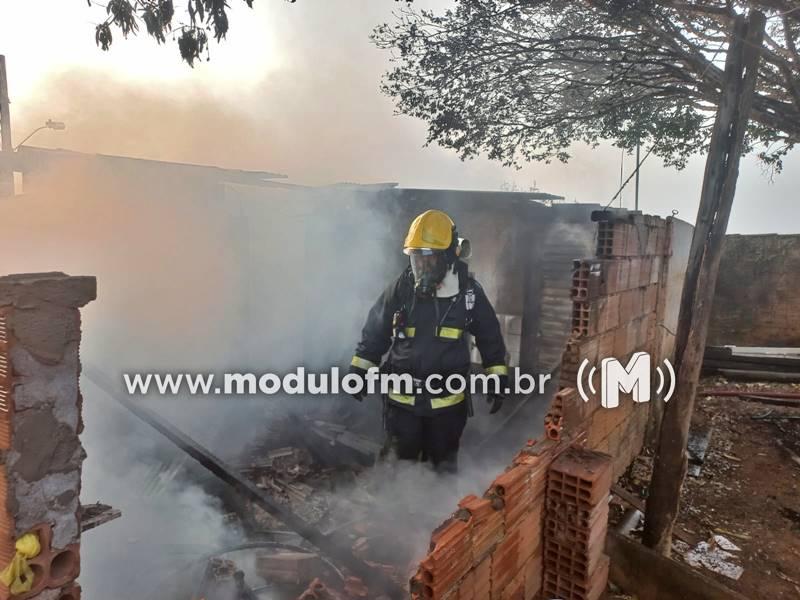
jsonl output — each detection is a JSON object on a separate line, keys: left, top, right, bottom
{"left": 2, "top": 0, "right": 797, "bottom": 233}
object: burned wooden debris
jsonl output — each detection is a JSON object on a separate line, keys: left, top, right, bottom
{"left": 79, "top": 502, "right": 122, "bottom": 533}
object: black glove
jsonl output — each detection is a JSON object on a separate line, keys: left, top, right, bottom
{"left": 348, "top": 364, "right": 368, "bottom": 401}
{"left": 487, "top": 374, "right": 508, "bottom": 414}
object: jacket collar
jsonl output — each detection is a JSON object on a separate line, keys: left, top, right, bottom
{"left": 436, "top": 268, "right": 460, "bottom": 298}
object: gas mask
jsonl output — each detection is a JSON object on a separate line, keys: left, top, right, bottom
{"left": 408, "top": 250, "right": 449, "bottom": 299}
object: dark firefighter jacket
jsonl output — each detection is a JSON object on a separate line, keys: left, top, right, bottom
{"left": 351, "top": 261, "right": 507, "bottom": 415}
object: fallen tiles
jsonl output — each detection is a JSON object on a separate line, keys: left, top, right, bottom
{"left": 342, "top": 576, "right": 369, "bottom": 598}
{"left": 257, "top": 552, "right": 324, "bottom": 584}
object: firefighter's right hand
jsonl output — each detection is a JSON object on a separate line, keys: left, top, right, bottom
{"left": 347, "top": 365, "right": 368, "bottom": 401}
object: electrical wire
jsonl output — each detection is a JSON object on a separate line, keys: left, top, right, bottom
{"left": 604, "top": 145, "right": 656, "bottom": 210}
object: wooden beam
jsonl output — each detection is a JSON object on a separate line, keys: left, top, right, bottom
{"left": 607, "top": 531, "right": 751, "bottom": 600}
{"left": 643, "top": 11, "right": 767, "bottom": 555}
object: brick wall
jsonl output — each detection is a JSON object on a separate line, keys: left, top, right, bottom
{"left": 708, "top": 233, "right": 800, "bottom": 347}
{"left": 409, "top": 440, "right": 555, "bottom": 600}
{"left": 406, "top": 211, "right": 679, "bottom": 600}
{"left": 552, "top": 213, "right": 672, "bottom": 479}
{"left": 0, "top": 273, "right": 96, "bottom": 600}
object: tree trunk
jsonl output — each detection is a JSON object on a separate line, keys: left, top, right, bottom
{"left": 642, "top": 10, "right": 766, "bottom": 555}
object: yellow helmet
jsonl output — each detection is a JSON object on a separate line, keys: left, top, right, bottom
{"left": 403, "top": 210, "right": 455, "bottom": 254}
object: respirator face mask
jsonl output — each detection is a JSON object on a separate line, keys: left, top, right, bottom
{"left": 408, "top": 250, "right": 449, "bottom": 299}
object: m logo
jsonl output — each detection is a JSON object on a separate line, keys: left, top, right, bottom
{"left": 577, "top": 352, "right": 675, "bottom": 408}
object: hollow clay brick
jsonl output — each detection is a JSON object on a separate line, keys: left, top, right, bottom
{"left": 548, "top": 447, "right": 612, "bottom": 508}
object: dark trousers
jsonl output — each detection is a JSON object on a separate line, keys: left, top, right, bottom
{"left": 384, "top": 402, "right": 468, "bottom": 473}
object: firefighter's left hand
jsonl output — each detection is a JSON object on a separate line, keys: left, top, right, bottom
{"left": 487, "top": 374, "right": 508, "bottom": 414}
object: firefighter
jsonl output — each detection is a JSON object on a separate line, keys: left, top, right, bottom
{"left": 348, "top": 209, "right": 508, "bottom": 473}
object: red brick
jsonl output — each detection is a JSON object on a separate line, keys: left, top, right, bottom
{"left": 643, "top": 283, "right": 659, "bottom": 314}
{"left": 544, "top": 503, "right": 608, "bottom": 557}
{"left": 522, "top": 554, "right": 543, "bottom": 600}
{"left": 600, "top": 258, "right": 632, "bottom": 294}
{"left": 547, "top": 447, "right": 613, "bottom": 508}
{"left": 422, "top": 518, "right": 472, "bottom": 598}
{"left": 516, "top": 497, "right": 545, "bottom": 562}
{"left": 511, "top": 454, "right": 549, "bottom": 496}
{"left": 343, "top": 576, "right": 369, "bottom": 598}
{"left": 545, "top": 494, "right": 609, "bottom": 534}
{"left": 638, "top": 256, "right": 652, "bottom": 285}
{"left": 612, "top": 324, "right": 630, "bottom": 359}
{"left": 628, "top": 258, "right": 641, "bottom": 290}
{"left": 560, "top": 385, "right": 598, "bottom": 433}
{"left": 455, "top": 569, "right": 475, "bottom": 600}
{"left": 618, "top": 288, "right": 634, "bottom": 320}
{"left": 458, "top": 495, "right": 504, "bottom": 562}
{"left": 586, "top": 554, "right": 611, "bottom": 600}
{"left": 545, "top": 554, "right": 610, "bottom": 600}
{"left": 491, "top": 529, "right": 520, "bottom": 595}
{"left": 629, "top": 224, "right": 649, "bottom": 257}
{"left": 650, "top": 255, "right": 662, "bottom": 284}
{"left": 499, "top": 569, "right": 525, "bottom": 600}
{"left": 596, "top": 329, "right": 615, "bottom": 361}
{"left": 255, "top": 552, "right": 323, "bottom": 584}
{"left": 586, "top": 403, "right": 631, "bottom": 449}
{"left": 646, "top": 226, "right": 658, "bottom": 254}
{"left": 472, "top": 554, "right": 492, "bottom": 599}
{"left": 571, "top": 260, "right": 601, "bottom": 301}
{"left": 490, "top": 464, "right": 538, "bottom": 526}
{"left": 571, "top": 301, "right": 590, "bottom": 337}
{"left": 629, "top": 287, "right": 644, "bottom": 317}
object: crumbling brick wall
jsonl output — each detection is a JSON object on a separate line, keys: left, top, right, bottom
{"left": 409, "top": 440, "right": 554, "bottom": 600}
{"left": 0, "top": 273, "right": 96, "bottom": 600}
{"left": 553, "top": 213, "right": 672, "bottom": 479}
{"left": 708, "top": 233, "right": 800, "bottom": 347}
{"left": 402, "top": 211, "right": 678, "bottom": 600}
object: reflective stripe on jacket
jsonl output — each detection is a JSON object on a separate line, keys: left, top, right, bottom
{"left": 352, "top": 261, "right": 507, "bottom": 415}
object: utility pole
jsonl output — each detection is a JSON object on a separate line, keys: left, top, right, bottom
{"left": 643, "top": 10, "right": 766, "bottom": 555}
{"left": 634, "top": 143, "right": 640, "bottom": 211}
{"left": 0, "top": 55, "right": 13, "bottom": 197}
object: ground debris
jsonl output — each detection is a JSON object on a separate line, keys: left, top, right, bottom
{"left": 614, "top": 377, "right": 800, "bottom": 599}
{"left": 673, "top": 535, "right": 744, "bottom": 581}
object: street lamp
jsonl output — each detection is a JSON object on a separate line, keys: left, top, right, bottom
{"left": 14, "top": 119, "right": 66, "bottom": 151}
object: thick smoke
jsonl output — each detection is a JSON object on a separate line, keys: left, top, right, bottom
{"left": 0, "top": 156, "right": 452, "bottom": 596}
